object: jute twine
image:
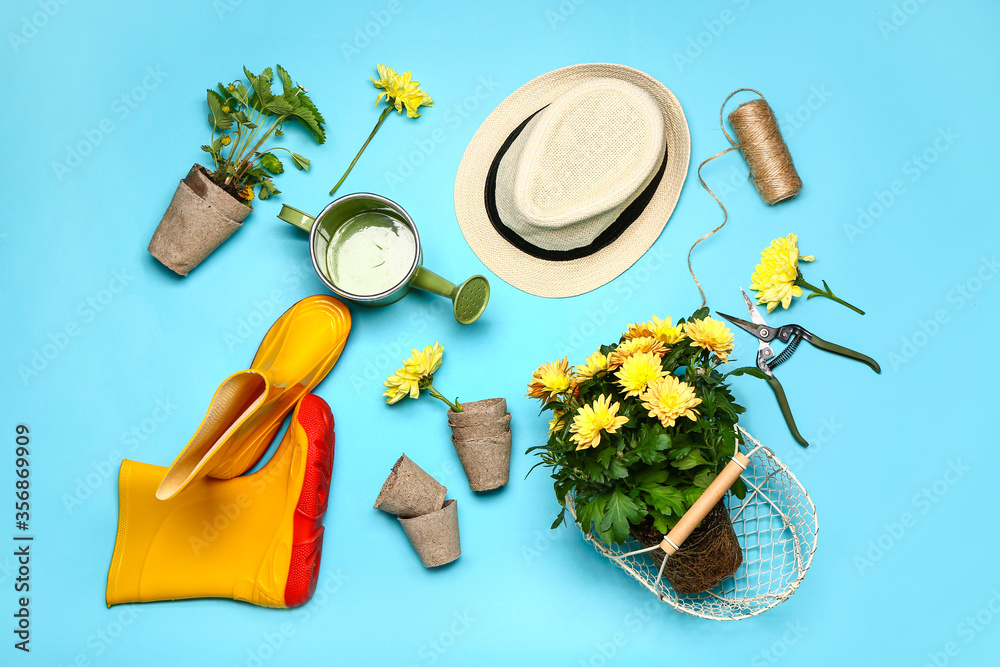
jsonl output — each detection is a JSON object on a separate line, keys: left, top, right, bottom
{"left": 688, "top": 89, "right": 802, "bottom": 306}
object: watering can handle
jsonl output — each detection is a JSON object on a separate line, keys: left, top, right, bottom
{"left": 277, "top": 205, "right": 315, "bottom": 232}
{"left": 658, "top": 451, "right": 749, "bottom": 555}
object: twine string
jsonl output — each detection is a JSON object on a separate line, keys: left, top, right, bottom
{"left": 688, "top": 88, "right": 802, "bottom": 307}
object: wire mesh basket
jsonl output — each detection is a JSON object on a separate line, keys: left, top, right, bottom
{"left": 568, "top": 427, "right": 818, "bottom": 620}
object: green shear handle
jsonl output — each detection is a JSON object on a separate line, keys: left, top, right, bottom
{"left": 765, "top": 375, "right": 809, "bottom": 448}
{"left": 806, "top": 333, "right": 882, "bottom": 374}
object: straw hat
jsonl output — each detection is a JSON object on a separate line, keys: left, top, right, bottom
{"left": 454, "top": 63, "right": 690, "bottom": 298}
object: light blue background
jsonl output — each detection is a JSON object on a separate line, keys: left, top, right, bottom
{"left": 2, "top": 0, "right": 998, "bottom": 664}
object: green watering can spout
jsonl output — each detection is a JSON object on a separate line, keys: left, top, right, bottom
{"left": 411, "top": 267, "right": 490, "bottom": 325}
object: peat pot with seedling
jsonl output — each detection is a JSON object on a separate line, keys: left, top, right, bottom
{"left": 148, "top": 65, "right": 325, "bottom": 276}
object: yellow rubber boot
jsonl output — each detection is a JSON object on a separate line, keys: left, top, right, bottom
{"left": 107, "top": 394, "right": 334, "bottom": 608}
{"left": 156, "top": 295, "right": 350, "bottom": 500}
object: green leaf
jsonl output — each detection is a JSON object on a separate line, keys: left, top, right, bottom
{"left": 259, "top": 153, "right": 284, "bottom": 174}
{"left": 600, "top": 489, "right": 641, "bottom": 544}
{"left": 728, "top": 366, "right": 768, "bottom": 380}
{"left": 693, "top": 471, "right": 717, "bottom": 488}
{"left": 645, "top": 485, "right": 685, "bottom": 517}
{"left": 276, "top": 63, "right": 296, "bottom": 100}
{"left": 287, "top": 105, "right": 326, "bottom": 144}
{"left": 606, "top": 455, "right": 628, "bottom": 480}
{"left": 577, "top": 495, "right": 606, "bottom": 533}
{"left": 550, "top": 508, "right": 565, "bottom": 530}
{"left": 266, "top": 97, "right": 295, "bottom": 115}
{"left": 200, "top": 144, "right": 213, "bottom": 153}
{"left": 290, "top": 152, "right": 310, "bottom": 171}
{"left": 595, "top": 444, "right": 615, "bottom": 469}
{"left": 207, "top": 90, "right": 233, "bottom": 130}
{"left": 673, "top": 449, "right": 710, "bottom": 470}
{"left": 683, "top": 487, "right": 705, "bottom": 506}
{"left": 257, "top": 178, "right": 279, "bottom": 200}
{"left": 244, "top": 66, "right": 274, "bottom": 111}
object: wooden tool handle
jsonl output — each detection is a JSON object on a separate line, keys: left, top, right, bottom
{"left": 659, "top": 452, "right": 749, "bottom": 555}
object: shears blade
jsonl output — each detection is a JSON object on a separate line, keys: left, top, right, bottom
{"left": 739, "top": 286, "right": 768, "bottom": 326}
{"left": 716, "top": 311, "right": 762, "bottom": 338}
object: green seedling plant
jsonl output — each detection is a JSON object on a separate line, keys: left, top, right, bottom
{"left": 202, "top": 65, "right": 325, "bottom": 203}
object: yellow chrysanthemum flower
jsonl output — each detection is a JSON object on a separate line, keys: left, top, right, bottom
{"left": 403, "top": 342, "right": 443, "bottom": 378}
{"left": 382, "top": 342, "right": 443, "bottom": 404}
{"left": 624, "top": 316, "right": 686, "bottom": 345}
{"left": 382, "top": 369, "right": 420, "bottom": 404}
{"left": 569, "top": 394, "right": 629, "bottom": 451}
{"left": 615, "top": 351, "right": 667, "bottom": 398}
{"left": 683, "top": 317, "right": 735, "bottom": 363}
{"left": 641, "top": 376, "right": 702, "bottom": 428}
{"left": 372, "top": 64, "right": 433, "bottom": 118}
{"left": 608, "top": 337, "right": 666, "bottom": 369}
{"left": 575, "top": 351, "right": 610, "bottom": 381}
{"left": 750, "top": 233, "right": 815, "bottom": 313}
{"left": 526, "top": 358, "right": 573, "bottom": 403}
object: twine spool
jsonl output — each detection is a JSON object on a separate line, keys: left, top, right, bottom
{"left": 688, "top": 89, "right": 802, "bottom": 306}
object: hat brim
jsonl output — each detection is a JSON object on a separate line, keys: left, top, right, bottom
{"left": 454, "top": 63, "right": 690, "bottom": 298}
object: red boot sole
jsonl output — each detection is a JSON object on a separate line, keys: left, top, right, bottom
{"left": 283, "top": 394, "right": 335, "bottom": 607}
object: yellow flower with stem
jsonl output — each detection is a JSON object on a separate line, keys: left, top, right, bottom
{"left": 615, "top": 351, "right": 667, "bottom": 398}
{"left": 624, "top": 316, "right": 686, "bottom": 345}
{"left": 330, "top": 64, "right": 433, "bottom": 195}
{"left": 526, "top": 358, "right": 573, "bottom": 403}
{"left": 750, "top": 233, "right": 864, "bottom": 315}
{"left": 641, "top": 376, "right": 701, "bottom": 428}
{"left": 575, "top": 351, "right": 609, "bottom": 381}
{"left": 382, "top": 342, "right": 461, "bottom": 411}
{"left": 569, "top": 395, "right": 629, "bottom": 451}
{"left": 683, "top": 317, "right": 735, "bottom": 363}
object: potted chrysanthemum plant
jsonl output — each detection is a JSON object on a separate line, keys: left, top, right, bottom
{"left": 526, "top": 308, "right": 750, "bottom": 594}
{"left": 148, "top": 65, "right": 325, "bottom": 276}
{"left": 383, "top": 343, "right": 512, "bottom": 492}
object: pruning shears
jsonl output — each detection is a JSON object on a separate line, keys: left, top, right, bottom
{"left": 718, "top": 287, "right": 881, "bottom": 447}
